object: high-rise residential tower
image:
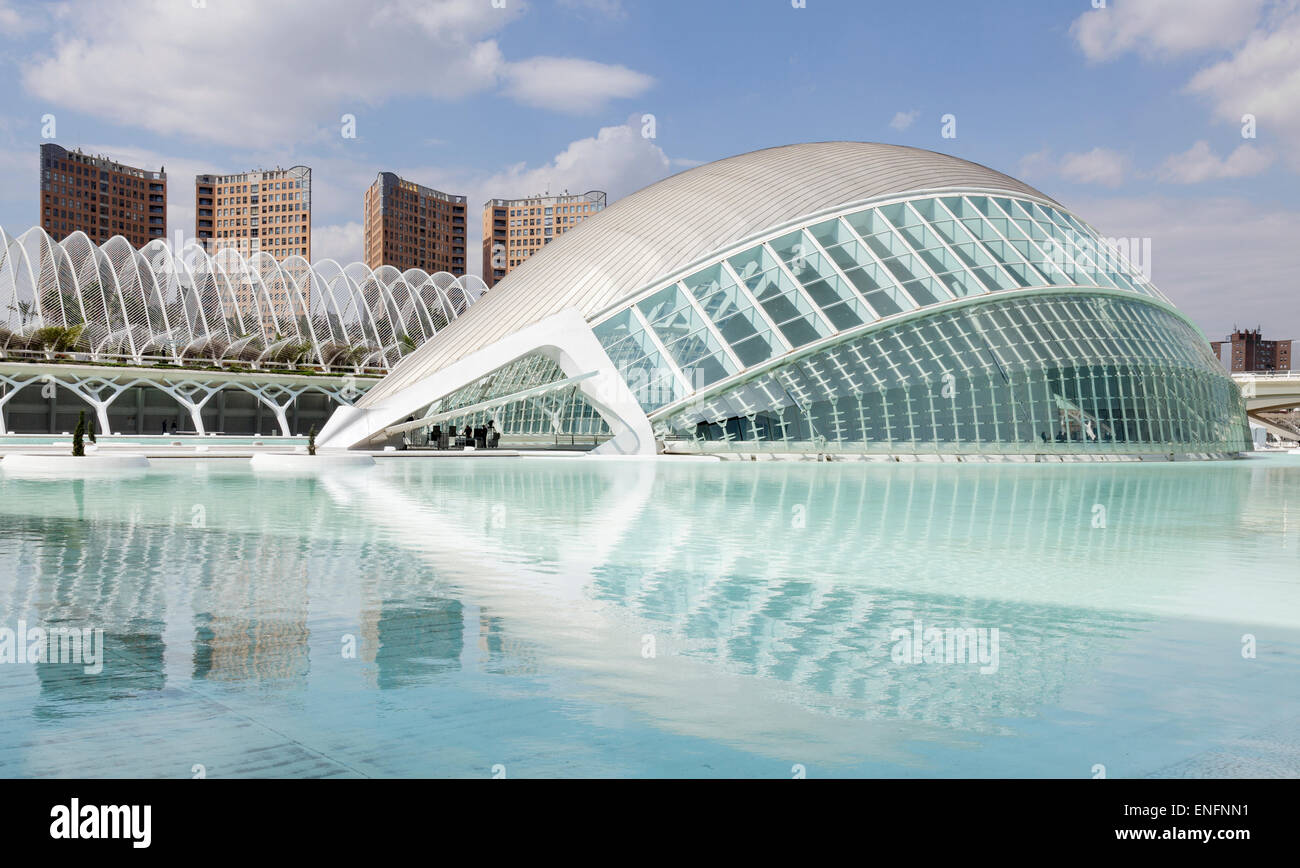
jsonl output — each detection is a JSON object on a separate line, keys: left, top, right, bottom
{"left": 194, "top": 165, "right": 311, "bottom": 262}
{"left": 1212, "top": 328, "right": 1293, "bottom": 372}
{"left": 362, "top": 172, "right": 467, "bottom": 275}
{"left": 481, "top": 191, "right": 606, "bottom": 287}
{"left": 39, "top": 143, "right": 166, "bottom": 247}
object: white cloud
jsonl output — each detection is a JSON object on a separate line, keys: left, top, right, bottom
{"left": 312, "top": 222, "right": 364, "bottom": 265}
{"left": 1019, "top": 147, "right": 1129, "bottom": 189}
{"left": 398, "top": 118, "right": 673, "bottom": 276}
{"left": 484, "top": 118, "right": 671, "bottom": 195}
{"left": 0, "top": 0, "right": 44, "bottom": 37}
{"left": 1017, "top": 147, "right": 1055, "bottom": 181}
{"left": 0, "top": 1, "right": 26, "bottom": 36}
{"left": 19, "top": 0, "right": 653, "bottom": 145}
{"left": 1071, "top": 0, "right": 1300, "bottom": 173}
{"left": 1157, "top": 141, "right": 1275, "bottom": 182}
{"left": 889, "top": 110, "right": 919, "bottom": 132}
{"left": 1186, "top": 7, "right": 1300, "bottom": 170}
{"left": 1077, "top": 194, "right": 1300, "bottom": 340}
{"left": 466, "top": 119, "right": 673, "bottom": 274}
{"left": 1070, "top": 0, "right": 1267, "bottom": 62}
{"left": 1059, "top": 148, "right": 1128, "bottom": 187}
{"left": 500, "top": 57, "right": 653, "bottom": 114}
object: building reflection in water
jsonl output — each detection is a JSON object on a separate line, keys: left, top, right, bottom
{"left": 336, "top": 457, "right": 1271, "bottom": 747}
{"left": 0, "top": 454, "right": 1287, "bottom": 765}
{"left": 359, "top": 597, "right": 464, "bottom": 690}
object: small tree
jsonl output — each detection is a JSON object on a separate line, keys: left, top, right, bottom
{"left": 308, "top": 425, "right": 317, "bottom": 456}
{"left": 88, "top": 414, "right": 97, "bottom": 444}
{"left": 72, "top": 411, "right": 86, "bottom": 457}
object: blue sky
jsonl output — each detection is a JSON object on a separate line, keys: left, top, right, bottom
{"left": 0, "top": 0, "right": 1296, "bottom": 339}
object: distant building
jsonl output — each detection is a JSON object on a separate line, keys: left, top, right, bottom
{"left": 193, "top": 166, "right": 311, "bottom": 332}
{"left": 39, "top": 143, "right": 166, "bottom": 247}
{"left": 362, "top": 172, "right": 466, "bottom": 275}
{"left": 1211, "top": 328, "right": 1292, "bottom": 372}
{"left": 481, "top": 191, "right": 605, "bottom": 287}
{"left": 194, "top": 166, "right": 311, "bottom": 262}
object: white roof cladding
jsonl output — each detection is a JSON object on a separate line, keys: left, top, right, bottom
{"left": 365, "top": 141, "right": 1055, "bottom": 404}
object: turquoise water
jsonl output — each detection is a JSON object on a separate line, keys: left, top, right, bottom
{"left": 0, "top": 454, "right": 1297, "bottom": 778}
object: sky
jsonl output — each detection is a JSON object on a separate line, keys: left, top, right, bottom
{"left": 0, "top": 0, "right": 1297, "bottom": 341}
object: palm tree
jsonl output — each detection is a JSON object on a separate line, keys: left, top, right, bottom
{"left": 8, "top": 300, "right": 34, "bottom": 328}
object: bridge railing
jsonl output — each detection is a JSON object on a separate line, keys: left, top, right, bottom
{"left": 1233, "top": 371, "right": 1299, "bottom": 380}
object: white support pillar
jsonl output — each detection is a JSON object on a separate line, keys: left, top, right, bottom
{"left": 153, "top": 380, "right": 225, "bottom": 436}
{"left": 50, "top": 374, "right": 135, "bottom": 436}
{"left": 318, "top": 380, "right": 373, "bottom": 409}
{"left": 232, "top": 383, "right": 307, "bottom": 436}
{"left": 0, "top": 374, "right": 39, "bottom": 435}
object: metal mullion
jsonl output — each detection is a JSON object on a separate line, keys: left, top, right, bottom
{"left": 794, "top": 231, "right": 881, "bottom": 319}
{"left": 876, "top": 205, "right": 957, "bottom": 303}
{"left": 898, "top": 199, "right": 991, "bottom": 301}
{"left": 834, "top": 215, "right": 925, "bottom": 310}
{"left": 962, "top": 198, "right": 1052, "bottom": 292}
{"left": 677, "top": 279, "right": 745, "bottom": 373}
{"left": 629, "top": 304, "right": 694, "bottom": 398}
{"left": 762, "top": 241, "right": 836, "bottom": 335}
{"left": 987, "top": 197, "right": 1085, "bottom": 287}
{"left": 720, "top": 259, "right": 792, "bottom": 353}
{"left": 931, "top": 196, "right": 1022, "bottom": 290}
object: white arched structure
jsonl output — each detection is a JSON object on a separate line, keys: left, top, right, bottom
{"left": 0, "top": 226, "right": 485, "bottom": 371}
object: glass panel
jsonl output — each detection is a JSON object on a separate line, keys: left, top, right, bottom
{"left": 746, "top": 265, "right": 830, "bottom": 348}
{"left": 784, "top": 249, "right": 873, "bottom": 321}
{"left": 823, "top": 238, "right": 869, "bottom": 272}
{"left": 844, "top": 209, "right": 892, "bottom": 238}
{"left": 769, "top": 230, "right": 812, "bottom": 264}
{"left": 901, "top": 277, "right": 949, "bottom": 306}
{"left": 637, "top": 283, "right": 690, "bottom": 325}
{"left": 730, "top": 331, "right": 781, "bottom": 367}
{"left": 592, "top": 308, "right": 647, "bottom": 360}
{"left": 686, "top": 262, "right": 784, "bottom": 366}
{"left": 682, "top": 263, "right": 729, "bottom": 298}
{"left": 660, "top": 292, "right": 1249, "bottom": 456}
{"left": 807, "top": 218, "right": 856, "bottom": 248}
{"left": 728, "top": 246, "right": 779, "bottom": 283}
{"left": 645, "top": 292, "right": 706, "bottom": 347}
{"left": 860, "top": 229, "right": 908, "bottom": 260}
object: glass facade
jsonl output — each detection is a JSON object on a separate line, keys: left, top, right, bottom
{"left": 584, "top": 193, "right": 1247, "bottom": 455}
{"left": 659, "top": 293, "right": 1249, "bottom": 454}
{"left": 413, "top": 353, "right": 610, "bottom": 442}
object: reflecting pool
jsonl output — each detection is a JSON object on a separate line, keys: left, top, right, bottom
{"left": 0, "top": 454, "right": 1298, "bottom": 778}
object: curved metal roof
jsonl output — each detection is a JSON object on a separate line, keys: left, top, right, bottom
{"left": 368, "top": 141, "right": 1056, "bottom": 402}
{"left": 0, "top": 225, "right": 484, "bottom": 370}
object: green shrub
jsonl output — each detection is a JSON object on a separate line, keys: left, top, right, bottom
{"left": 72, "top": 411, "right": 86, "bottom": 457}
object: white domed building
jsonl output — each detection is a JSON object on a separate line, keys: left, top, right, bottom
{"left": 319, "top": 142, "right": 1249, "bottom": 458}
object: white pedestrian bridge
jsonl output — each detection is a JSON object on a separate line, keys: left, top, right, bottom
{"left": 1235, "top": 372, "right": 1300, "bottom": 440}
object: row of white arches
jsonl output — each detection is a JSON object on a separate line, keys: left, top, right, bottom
{"left": 0, "top": 226, "right": 485, "bottom": 371}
